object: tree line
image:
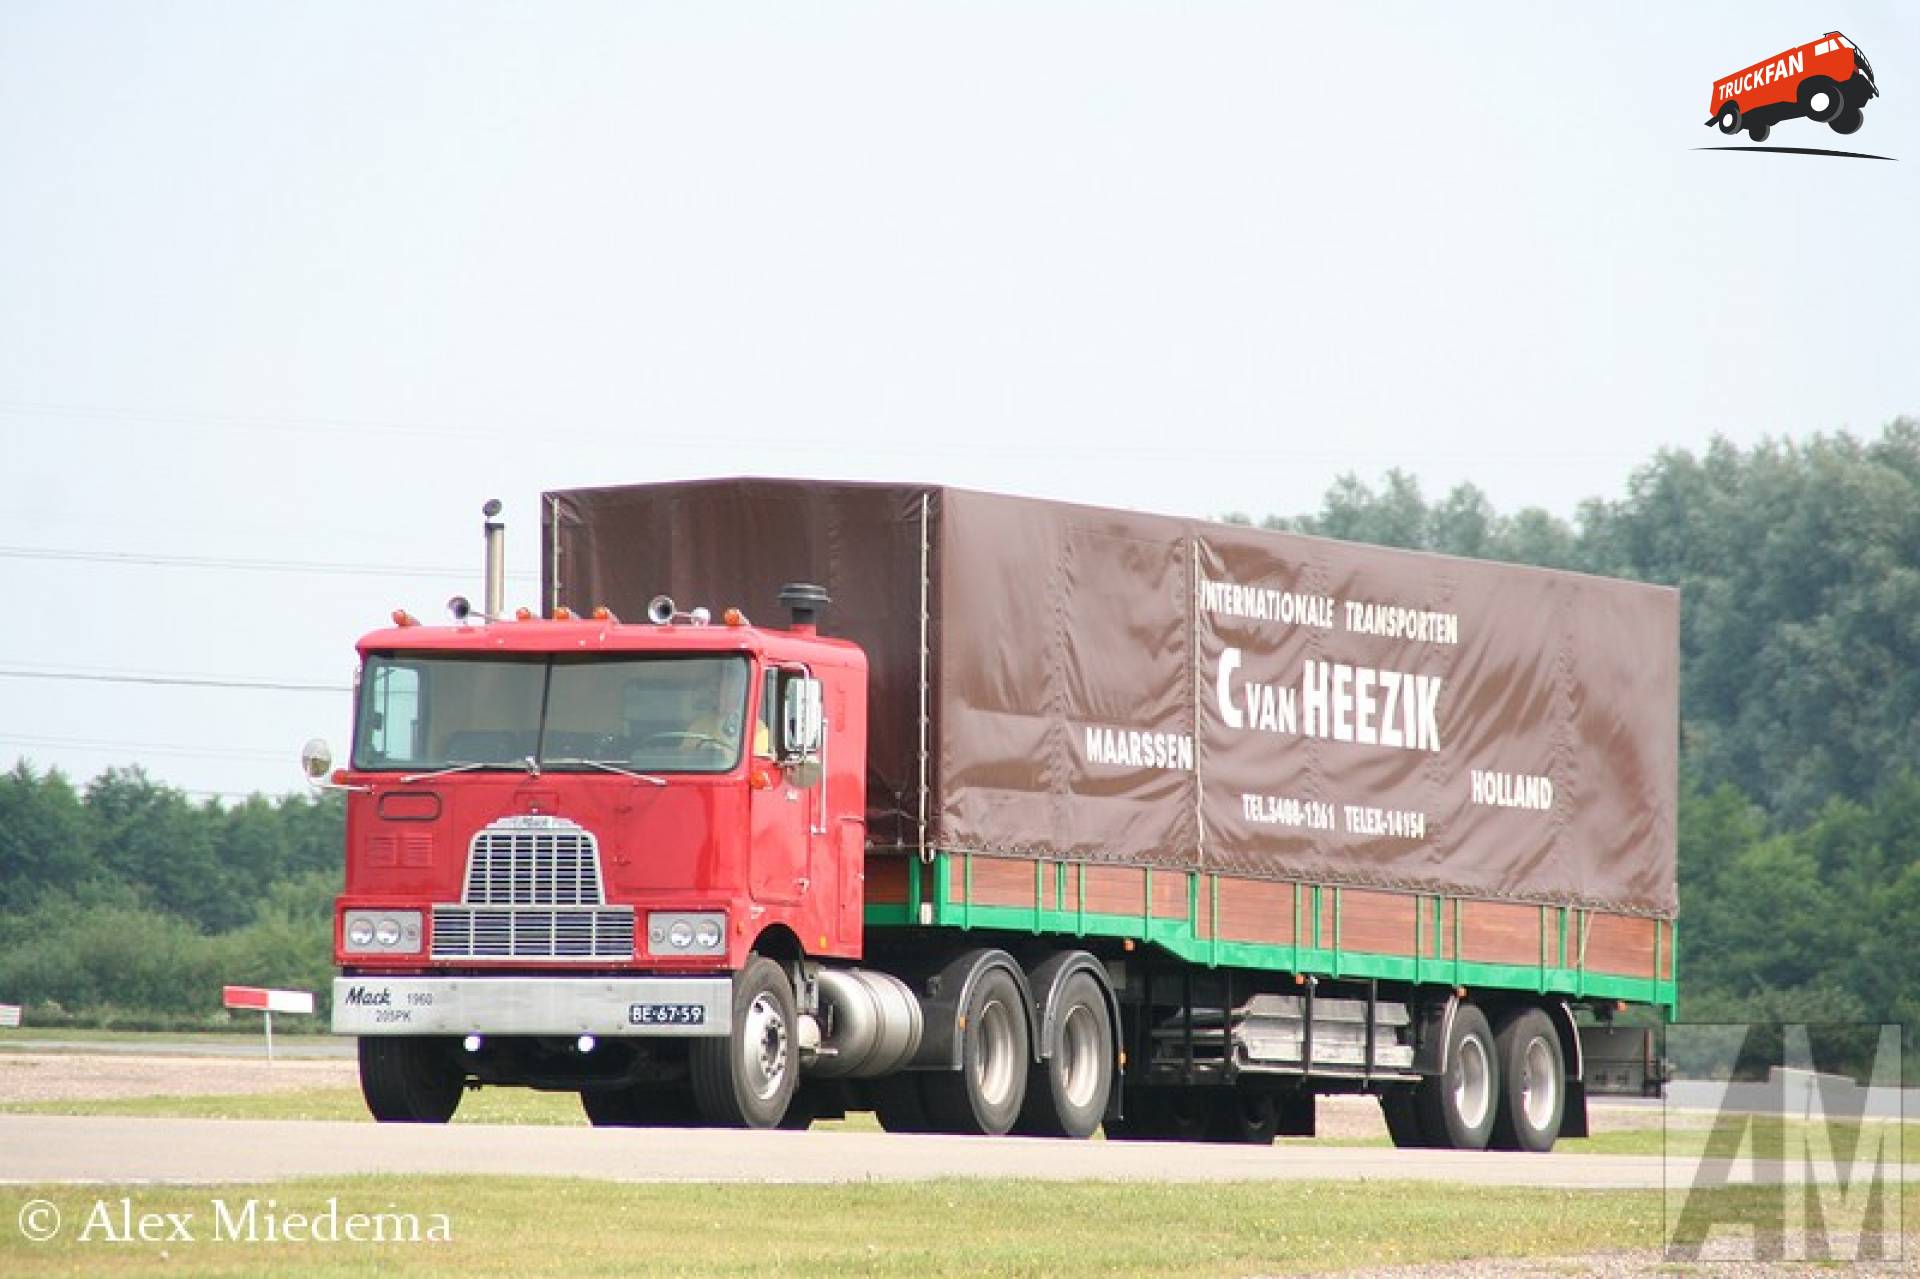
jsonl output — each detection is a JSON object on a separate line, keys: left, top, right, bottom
{"left": 0, "top": 766, "right": 342, "bottom": 1027}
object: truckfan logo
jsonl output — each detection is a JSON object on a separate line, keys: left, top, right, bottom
{"left": 1700, "top": 31, "right": 1887, "bottom": 157}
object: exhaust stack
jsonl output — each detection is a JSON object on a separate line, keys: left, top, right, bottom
{"left": 482, "top": 498, "right": 505, "bottom": 621}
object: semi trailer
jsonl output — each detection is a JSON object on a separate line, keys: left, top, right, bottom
{"left": 317, "top": 479, "right": 1677, "bottom": 1150}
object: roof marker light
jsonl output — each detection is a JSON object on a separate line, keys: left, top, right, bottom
{"left": 592, "top": 606, "right": 617, "bottom": 621}
{"left": 723, "top": 608, "right": 746, "bottom": 627}
{"left": 553, "top": 605, "right": 574, "bottom": 620}
{"left": 515, "top": 607, "right": 534, "bottom": 621}
{"left": 391, "top": 609, "right": 419, "bottom": 627}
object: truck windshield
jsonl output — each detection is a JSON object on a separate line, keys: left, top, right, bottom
{"left": 352, "top": 653, "right": 753, "bottom": 775}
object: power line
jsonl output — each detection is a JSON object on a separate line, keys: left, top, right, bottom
{"left": 0, "top": 544, "right": 536, "bottom": 581}
{"left": 0, "top": 733, "right": 292, "bottom": 763}
{"left": 0, "top": 667, "right": 349, "bottom": 693}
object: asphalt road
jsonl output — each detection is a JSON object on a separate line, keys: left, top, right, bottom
{"left": 0, "top": 1113, "right": 1742, "bottom": 1189}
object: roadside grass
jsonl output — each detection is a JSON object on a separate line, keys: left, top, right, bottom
{"left": 0, "top": 1174, "right": 1716, "bottom": 1277}
{"left": 6, "top": 1088, "right": 1911, "bottom": 1161}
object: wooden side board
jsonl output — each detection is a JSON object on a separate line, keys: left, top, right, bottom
{"left": 884, "top": 852, "right": 1669, "bottom": 984}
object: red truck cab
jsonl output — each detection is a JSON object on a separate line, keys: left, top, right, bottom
{"left": 1705, "top": 32, "right": 1878, "bottom": 141}
{"left": 327, "top": 591, "right": 867, "bottom": 1124}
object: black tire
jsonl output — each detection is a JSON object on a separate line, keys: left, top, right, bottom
{"left": 358, "top": 1037, "right": 463, "bottom": 1123}
{"left": 921, "top": 966, "right": 1030, "bottom": 1135}
{"left": 1206, "top": 1090, "right": 1279, "bottom": 1145}
{"left": 1747, "top": 122, "right": 1771, "bottom": 143}
{"left": 689, "top": 955, "right": 798, "bottom": 1128}
{"left": 1104, "top": 1087, "right": 1211, "bottom": 1141}
{"left": 1489, "top": 1008, "right": 1566, "bottom": 1153}
{"left": 869, "top": 1074, "right": 934, "bottom": 1134}
{"left": 1716, "top": 102, "right": 1741, "bottom": 135}
{"left": 1799, "top": 76, "right": 1844, "bottom": 122}
{"left": 1013, "top": 972, "right": 1113, "bottom": 1139}
{"left": 1413, "top": 1004, "right": 1499, "bottom": 1150}
{"left": 1380, "top": 1088, "right": 1433, "bottom": 1148}
{"left": 581, "top": 1085, "right": 694, "bottom": 1128}
{"left": 1830, "top": 107, "right": 1864, "bottom": 135}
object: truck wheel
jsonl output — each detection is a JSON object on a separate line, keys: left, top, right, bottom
{"left": 358, "top": 1037, "right": 463, "bottom": 1123}
{"left": 1746, "top": 122, "right": 1771, "bottom": 143}
{"left": 581, "top": 1085, "right": 693, "bottom": 1127}
{"left": 1380, "top": 1089, "right": 1433, "bottom": 1147}
{"left": 1716, "top": 103, "right": 1741, "bottom": 135}
{"left": 869, "top": 1074, "right": 934, "bottom": 1133}
{"left": 1489, "top": 1008, "right": 1565, "bottom": 1152}
{"left": 690, "top": 955, "right": 797, "bottom": 1128}
{"left": 1207, "top": 1090, "right": 1279, "bottom": 1145}
{"left": 1799, "top": 77, "right": 1844, "bottom": 122}
{"left": 1414, "top": 1004, "right": 1499, "bottom": 1150}
{"left": 922, "top": 966, "right": 1030, "bottom": 1134}
{"left": 1014, "top": 972, "right": 1113, "bottom": 1139}
{"left": 1830, "top": 107, "right": 1864, "bottom": 135}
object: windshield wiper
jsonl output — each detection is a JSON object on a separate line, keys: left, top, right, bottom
{"left": 541, "top": 758, "right": 668, "bottom": 786}
{"left": 399, "top": 759, "right": 537, "bottom": 783}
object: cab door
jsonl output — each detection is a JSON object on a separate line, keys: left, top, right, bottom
{"left": 748, "top": 667, "right": 816, "bottom": 905}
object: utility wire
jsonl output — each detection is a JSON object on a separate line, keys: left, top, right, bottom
{"left": 0, "top": 667, "right": 349, "bottom": 693}
{"left": 0, "top": 544, "right": 536, "bottom": 581}
{"left": 0, "top": 733, "right": 291, "bottom": 763}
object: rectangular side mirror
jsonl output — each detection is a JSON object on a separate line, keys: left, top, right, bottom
{"left": 781, "top": 677, "right": 825, "bottom": 761}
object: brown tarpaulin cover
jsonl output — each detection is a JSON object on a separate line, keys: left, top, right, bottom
{"left": 545, "top": 479, "right": 1677, "bottom": 917}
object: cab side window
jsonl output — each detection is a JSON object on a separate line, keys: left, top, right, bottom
{"left": 756, "top": 669, "right": 779, "bottom": 757}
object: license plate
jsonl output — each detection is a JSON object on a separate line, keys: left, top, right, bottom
{"left": 628, "top": 1003, "right": 707, "bottom": 1027}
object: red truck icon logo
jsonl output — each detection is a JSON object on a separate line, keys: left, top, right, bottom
{"left": 1707, "top": 32, "right": 1878, "bottom": 141}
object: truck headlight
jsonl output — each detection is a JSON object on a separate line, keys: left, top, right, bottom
{"left": 342, "top": 909, "right": 424, "bottom": 954}
{"left": 647, "top": 911, "right": 727, "bottom": 957}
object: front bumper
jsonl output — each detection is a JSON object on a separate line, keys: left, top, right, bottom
{"left": 331, "top": 975, "right": 732, "bottom": 1037}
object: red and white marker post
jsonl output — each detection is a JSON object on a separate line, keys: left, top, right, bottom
{"left": 221, "top": 986, "right": 315, "bottom": 1061}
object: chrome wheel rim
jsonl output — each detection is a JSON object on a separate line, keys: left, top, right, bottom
{"left": 1453, "top": 1035, "right": 1491, "bottom": 1132}
{"left": 1520, "top": 1035, "right": 1558, "bottom": 1132}
{"left": 743, "top": 991, "right": 789, "bottom": 1102}
{"left": 1059, "top": 1004, "right": 1103, "bottom": 1109}
{"left": 973, "top": 998, "right": 1018, "bottom": 1108}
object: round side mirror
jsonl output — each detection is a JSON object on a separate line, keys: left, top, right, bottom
{"left": 300, "top": 738, "right": 334, "bottom": 781}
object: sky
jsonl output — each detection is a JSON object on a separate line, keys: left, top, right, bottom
{"left": 1, "top": 1, "right": 1916, "bottom": 800}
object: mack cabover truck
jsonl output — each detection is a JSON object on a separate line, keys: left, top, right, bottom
{"left": 316, "top": 480, "right": 1677, "bottom": 1151}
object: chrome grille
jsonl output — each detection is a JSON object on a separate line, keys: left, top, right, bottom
{"left": 463, "top": 821, "right": 604, "bottom": 907}
{"left": 431, "top": 905, "right": 635, "bottom": 960}
{"left": 434, "top": 818, "right": 630, "bottom": 959}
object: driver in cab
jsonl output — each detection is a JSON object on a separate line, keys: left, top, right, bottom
{"left": 620, "top": 666, "right": 767, "bottom": 765}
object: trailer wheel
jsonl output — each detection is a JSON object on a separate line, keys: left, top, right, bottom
{"left": 1380, "top": 1088, "right": 1433, "bottom": 1148}
{"left": 690, "top": 955, "right": 797, "bottom": 1128}
{"left": 1799, "top": 77, "right": 1844, "bottom": 122}
{"left": 1830, "top": 107, "right": 1864, "bottom": 135}
{"left": 581, "top": 1085, "right": 693, "bottom": 1127}
{"left": 358, "top": 1037, "right": 463, "bottom": 1123}
{"left": 1414, "top": 1004, "right": 1499, "bottom": 1150}
{"left": 1489, "top": 1008, "right": 1565, "bottom": 1152}
{"left": 1746, "top": 122, "right": 1771, "bottom": 143}
{"left": 1206, "top": 1090, "right": 1279, "bottom": 1145}
{"left": 921, "top": 966, "right": 1030, "bottom": 1134}
{"left": 1716, "top": 103, "right": 1741, "bottom": 135}
{"left": 1104, "top": 1087, "right": 1211, "bottom": 1141}
{"left": 1014, "top": 972, "right": 1113, "bottom": 1139}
